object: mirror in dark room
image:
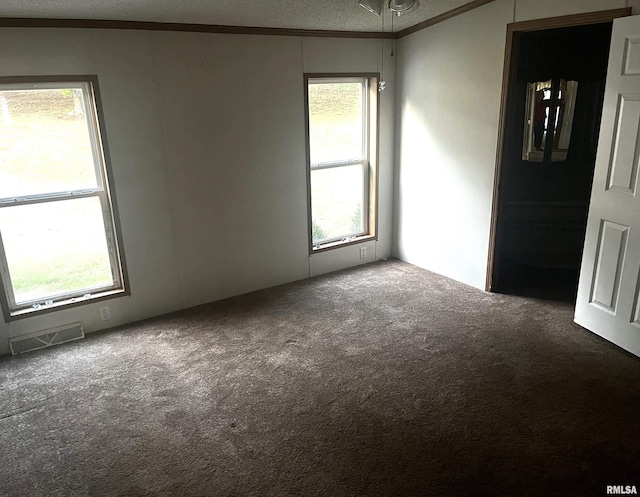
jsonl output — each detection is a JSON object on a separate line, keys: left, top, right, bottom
{"left": 522, "top": 79, "right": 578, "bottom": 163}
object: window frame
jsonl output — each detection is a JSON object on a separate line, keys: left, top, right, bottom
{"left": 0, "top": 75, "right": 129, "bottom": 321}
{"left": 304, "top": 73, "right": 380, "bottom": 253}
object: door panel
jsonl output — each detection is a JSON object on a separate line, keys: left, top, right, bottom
{"left": 575, "top": 15, "right": 640, "bottom": 357}
{"left": 608, "top": 95, "right": 640, "bottom": 194}
{"left": 590, "top": 220, "right": 628, "bottom": 312}
{"left": 623, "top": 35, "right": 640, "bottom": 75}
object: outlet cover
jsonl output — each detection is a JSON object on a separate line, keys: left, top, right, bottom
{"left": 100, "top": 306, "right": 111, "bottom": 321}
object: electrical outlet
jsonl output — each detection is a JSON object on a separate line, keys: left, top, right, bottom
{"left": 360, "top": 247, "right": 366, "bottom": 259}
{"left": 100, "top": 306, "right": 111, "bottom": 321}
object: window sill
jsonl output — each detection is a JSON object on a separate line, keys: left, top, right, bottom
{"left": 311, "top": 234, "right": 376, "bottom": 254}
{"left": 6, "top": 288, "right": 128, "bottom": 322}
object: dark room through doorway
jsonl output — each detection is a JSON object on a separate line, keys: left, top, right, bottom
{"left": 491, "top": 21, "right": 614, "bottom": 302}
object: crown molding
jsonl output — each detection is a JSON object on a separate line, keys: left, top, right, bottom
{"left": 0, "top": 17, "right": 397, "bottom": 39}
{"left": 395, "top": 0, "right": 495, "bottom": 38}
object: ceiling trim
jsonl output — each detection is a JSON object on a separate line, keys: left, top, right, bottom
{"left": 506, "top": 7, "right": 632, "bottom": 32}
{"left": 395, "top": 0, "right": 495, "bottom": 38}
{"left": 0, "top": 17, "right": 395, "bottom": 39}
{"left": 0, "top": 5, "right": 625, "bottom": 46}
{"left": 0, "top": 1, "right": 495, "bottom": 41}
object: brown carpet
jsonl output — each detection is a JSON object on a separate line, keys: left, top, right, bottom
{"left": 0, "top": 259, "right": 639, "bottom": 496}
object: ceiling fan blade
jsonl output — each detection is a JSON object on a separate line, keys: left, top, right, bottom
{"left": 358, "top": 0, "right": 385, "bottom": 16}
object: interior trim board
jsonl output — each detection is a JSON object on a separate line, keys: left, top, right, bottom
{"left": 0, "top": 17, "right": 394, "bottom": 39}
{"left": 485, "top": 6, "right": 632, "bottom": 292}
{"left": 395, "top": 0, "right": 496, "bottom": 38}
{"left": 0, "top": 2, "right": 499, "bottom": 40}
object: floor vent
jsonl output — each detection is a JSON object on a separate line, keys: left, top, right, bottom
{"left": 9, "top": 323, "right": 85, "bottom": 355}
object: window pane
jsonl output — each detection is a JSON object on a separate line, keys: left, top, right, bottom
{"left": 311, "top": 164, "right": 364, "bottom": 242}
{"left": 0, "top": 197, "right": 114, "bottom": 304}
{"left": 0, "top": 88, "right": 99, "bottom": 198}
{"left": 308, "top": 82, "right": 363, "bottom": 164}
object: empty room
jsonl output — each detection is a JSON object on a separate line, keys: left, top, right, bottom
{"left": 0, "top": 0, "right": 639, "bottom": 495}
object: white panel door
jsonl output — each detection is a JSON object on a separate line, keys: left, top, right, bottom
{"left": 575, "top": 15, "right": 640, "bottom": 357}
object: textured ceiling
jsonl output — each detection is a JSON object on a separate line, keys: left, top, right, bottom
{"left": 0, "top": 0, "right": 479, "bottom": 33}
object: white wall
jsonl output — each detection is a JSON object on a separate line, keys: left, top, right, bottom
{"left": 393, "top": 0, "right": 627, "bottom": 289}
{"left": 0, "top": 28, "right": 395, "bottom": 355}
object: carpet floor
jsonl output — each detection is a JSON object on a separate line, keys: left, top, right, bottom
{"left": 0, "top": 259, "right": 639, "bottom": 497}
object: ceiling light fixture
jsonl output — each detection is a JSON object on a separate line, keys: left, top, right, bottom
{"left": 388, "top": 0, "right": 420, "bottom": 16}
{"left": 359, "top": 0, "right": 413, "bottom": 92}
{"left": 358, "top": 0, "right": 420, "bottom": 17}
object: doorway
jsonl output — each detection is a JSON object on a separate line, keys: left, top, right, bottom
{"left": 487, "top": 11, "right": 629, "bottom": 301}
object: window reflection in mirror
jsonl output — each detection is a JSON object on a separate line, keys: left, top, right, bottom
{"left": 523, "top": 79, "right": 578, "bottom": 163}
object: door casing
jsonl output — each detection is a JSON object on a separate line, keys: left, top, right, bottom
{"left": 486, "top": 7, "right": 632, "bottom": 292}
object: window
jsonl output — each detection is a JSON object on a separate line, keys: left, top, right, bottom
{"left": 0, "top": 77, "right": 127, "bottom": 319}
{"left": 305, "top": 75, "right": 378, "bottom": 251}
